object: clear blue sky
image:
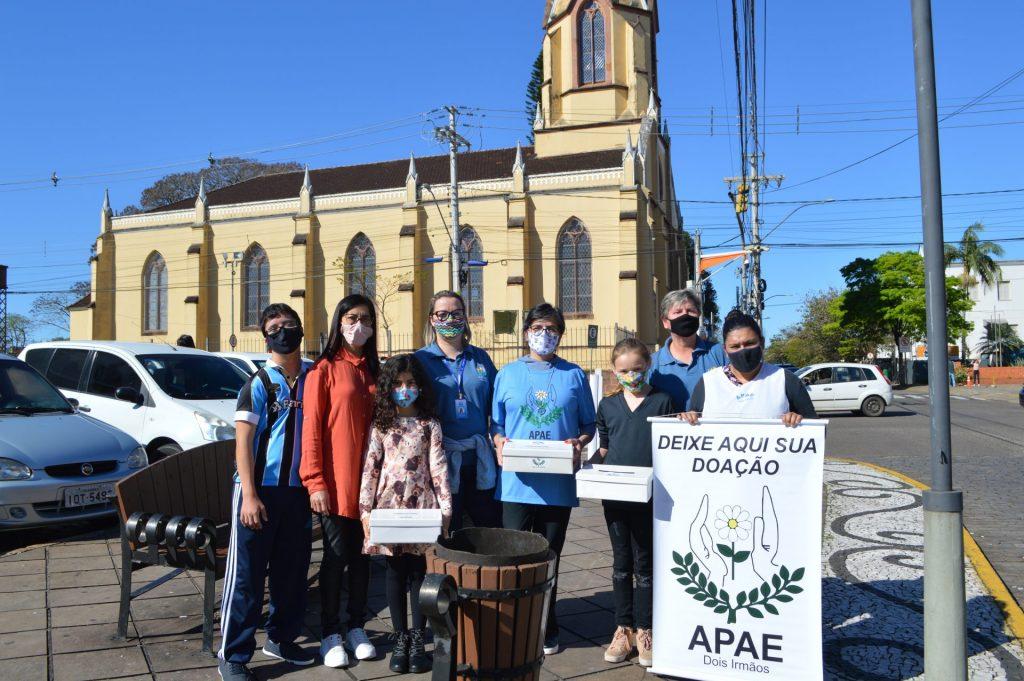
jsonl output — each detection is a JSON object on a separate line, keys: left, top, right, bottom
{"left": 2, "top": 1, "right": 1023, "bottom": 341}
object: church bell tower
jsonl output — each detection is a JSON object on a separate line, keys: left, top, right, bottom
{"left": 534, "top": 0, "right": 659, "bottom": 157}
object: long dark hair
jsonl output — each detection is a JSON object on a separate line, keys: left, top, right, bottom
{"left": 317, "top": 294, "right": 380, "bottom": 377}
{"left": 373, "top": 353, "right": 437, "bottom": 433}
{"left": 721, "top": 309, "right": 764, "bottom": 344}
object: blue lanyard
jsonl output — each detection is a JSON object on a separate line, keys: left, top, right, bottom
{"left": 447, "top": 353, "right": 469, "bottom": 399}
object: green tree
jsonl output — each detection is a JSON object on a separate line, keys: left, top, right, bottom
{"left": 765, "top": 289, "right": 859, "bottom": 366}
{"left": 975, "top": 321, "right": 1023, "bottom": 367}
{"left": 943, "top": 222, "right": 1003, "bottom": 358}
{"left": 525, "top": 50, "right": 543, "bottom": 143}
{"left": 700, "top": 278, "right": 720, "bottom": 341}
{"left": 3, "top": 314, "right": 33, "bottom": 351}
{"left": 833, "top": 251, "right": 973, "bottom": 382}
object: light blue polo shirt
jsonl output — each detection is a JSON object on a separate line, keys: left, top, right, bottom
{"left": 491, "top": 356, "right": 597, "bottom": 507}
{"left": 415, "top": 343, "right": 497, "bottom": 444}
{"left": 649, "top": 338, "right": 727, "bottom": 412}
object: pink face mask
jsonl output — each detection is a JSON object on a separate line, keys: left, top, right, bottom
{"left": 342, "top": 322, "right": 373, "bottom": 347}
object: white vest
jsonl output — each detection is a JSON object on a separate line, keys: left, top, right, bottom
{"left": 701, "top": 363, "right": 790, "bottom": 419}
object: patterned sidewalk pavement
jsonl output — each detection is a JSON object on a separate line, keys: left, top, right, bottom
{"left": 0, "top": 459, "right": 1021, "bottom": 680}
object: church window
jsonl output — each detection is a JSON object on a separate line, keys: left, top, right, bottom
{"left": 557, "top": 218, "right": 592, "bottom": 316}
{"left": 345, "top": 233, "right": 376, "bottom": 300}
{"left": 142, "top": 252, "right": 168, "bottom": 333}
{"left": 459, "top": 227, "right": 484, "bottom": 319}
{"left": 242, "top": 244, "right": 270, "bottom": 329}
{"left": 579, "top": 1, "right": 606, "bottom": 85}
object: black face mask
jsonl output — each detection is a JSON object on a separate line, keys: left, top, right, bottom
{"left": 728, "top": 345, "right": 763, "bottom": 374}
{"left": 669, "top": 313, "right": 700, "bottom": 338}
{"left": 266, "top": 326, "right": 304, "bottom": 354}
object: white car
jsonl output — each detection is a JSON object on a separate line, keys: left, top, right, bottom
{"left": 796, "top": 363, "right": 893, "bottom": 417}
{"left": 215, "top": 351, "right": 269, "bottom": 375}
{"left": 20, "top": 341, "right": 248, "bottom": 460}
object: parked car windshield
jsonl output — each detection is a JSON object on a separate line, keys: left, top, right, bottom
{"left": 0, "top": 360, "right": 74, "bottom": 414}
{"left": 138, "top": 354, "right": 247, "bottom": 400}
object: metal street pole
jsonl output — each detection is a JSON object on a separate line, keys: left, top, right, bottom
{"left": 447, "top": 106, "right": 462, "bottom": 293}
{"left": 909, "top": 0, "right": 967, "bottom": 678}
{"left": 222, "top": 252, "right": 242, "bottom": 351}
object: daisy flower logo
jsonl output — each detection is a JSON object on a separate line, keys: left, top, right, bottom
{"left": 715, "top": 505, "right": 751, "bottom": 542}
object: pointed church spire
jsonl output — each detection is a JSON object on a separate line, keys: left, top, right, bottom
{"left": 533, "top": 103, "right": 544, "bottom": 131}
{"left": 513, "top": 141, "right": 525, "bottom": 173}
{"left": 647, "top": 86, "right": 660, "bottom": 120}
{"left": 197, "top": 176, "right": 207, "bottom": 204}
{"left": 298, "top": 165, "right": 314, "bottom": 215}
{"left": 406, "top": 153, "right": 418, "bottom": 182}
{"left": 193, "top": 176, "right": 208, "bottom": 226}
{"left": 301, "top": 165, "right": 312, "bottom": 193}
{"left": 102, "top": 188, "right": 111, "bottom": 216}
{"left": 100, "top": 188, "right": 112, "bottom": 232}
{"left": 623, "top": 130, "right": 636, "bottom": 161}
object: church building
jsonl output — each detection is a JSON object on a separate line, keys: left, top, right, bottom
{"left": 71, "top": 0, "right": 688, "bottom": 364}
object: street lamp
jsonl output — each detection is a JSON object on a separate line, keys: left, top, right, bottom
{"left": 222, "top": 251, "right": 243, "bottom": 349}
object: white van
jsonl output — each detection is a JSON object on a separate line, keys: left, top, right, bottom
{"left": 20, "top": 341, "right": 248, "bottom": 460}
{"left": 215, "top": 351, "right": 269, "bottom": 375}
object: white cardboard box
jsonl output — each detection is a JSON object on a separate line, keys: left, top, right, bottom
{"left": 502, "top": 439, "right": 575, "bottom": 475}
{"left": 575, "top": 464, "right": 653, "bottom": 503}
{"left": 369, "top": 509, "right": 443, "bottom": 545}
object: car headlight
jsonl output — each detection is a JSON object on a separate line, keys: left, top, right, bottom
{"left": 0, "top": 458, "right": 33, "bottom": 481}
{"left": 194, "top": 411, "right": 236, "bottom": 441}
{"left": 126, "top": 446, "right": 149, "bottom": 469}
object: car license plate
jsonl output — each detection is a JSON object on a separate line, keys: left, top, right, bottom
{"left": 63, "top": 484, "right": 115, "bottom": 508}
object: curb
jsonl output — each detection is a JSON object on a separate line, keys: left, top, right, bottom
{"left": 832, "top": 457, "right": 1024, "bottom": 645}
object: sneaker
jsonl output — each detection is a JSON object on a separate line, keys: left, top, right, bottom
{"left": 218, "top": 660, "right": 256, "bottom": 681}
{"left": 408, "top": 628, "right": 431, "bottom": 674}
{"left": 262, "top": 639, "right": 316, "bottom": 666}
{"left": 389, "top": 631, "right": 410, "bottom": 673}
{"left": 636, "top": 628, "right": 653, "bottom": 668}
{"left": 346, "top": 627, "right": 377, "bottom": 660}
{"left": 604, "top": 626, "right": 634, "bottom": 663}
{"left": 543, "top": 633, "right": 560, "bottom": 656}
{"left": 321, "top": 633, "right": 349, "bottom": 668}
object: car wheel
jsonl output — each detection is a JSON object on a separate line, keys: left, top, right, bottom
{"left": 151, "top": 442, "right": 182, "bottom": 462}
{"left": 861, "top": 395, "right": 886, "bottom": 417}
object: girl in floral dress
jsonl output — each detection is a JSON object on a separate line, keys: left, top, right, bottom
{"left": 359, "top": 354, "right": 452, "bottom": 674}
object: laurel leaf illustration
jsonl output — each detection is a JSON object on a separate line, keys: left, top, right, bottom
{"left": 685, "top": 587, "right": 699, "bottom": 595}
{"left": 748, "top": 608, "right": 764, "bottom": 619}
{"left": 785, "top": 585, "right": 804, "bottom": 594}
{"left": 698, "top": 572, "right": 707, "bottom": 588}
{"left": 764, "top": 603, "right": 779, "bottom": 616}
{"left": 671, "top": 567, "right": 687, "bottom": 575}
{"left": 717, "top": 543, "right": 734, "bottom": 558}
{"left": 703, "top": 600, "right": 718, "bottom": 608}
{"left": 689, "top": 563, "right": 699, "bottom": 577}
{"left": 719, "top": 589, "right": 730, "bottom": 603}
{"left": 760, "top": 582, "right": 771, "bottom": 598}
{"left": 684, "top": 552, "right": 694, "bottom": 566}
{"left": 708, "top": 582, "right": 718, "bottom": 598}
{"left": 780, "top": 565, "right": 790, "bottom": 581}
{"left": 775, "top": 594, "right": 793, "bottom": 603}
{"left": 747, "top": 588, "right": 759, "bottom": 604}
{"left": 693, "top": 593, "right": 707, "bottom": 602}
{"left": 714, "top": 606, "right": 728, "bottom": 614}
{"left": 772, "top": 574, "right": 782, "bottom": 589}
{"left": 736, "top": 591, "right": 747, "bottom": 606}
{"left": 733, "top": 550, "right": 751, "bottom": 563}
{"left": 673, "top": 551, "right": 685, "bottom": 567}
{"left": 678, "top": 576, "right": 692, "bottom": 585}
{"left": 791, "top": 567, "right": 805, "bottom": 582}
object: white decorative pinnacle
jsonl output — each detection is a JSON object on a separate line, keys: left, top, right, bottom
{"left": 406, "top": 153, "right": 418, "bottom": 182}
{"left": 301, "top": 165, "right": 312, "bottom": 193}
{"left": 623, "top": 130, "right": 636, "bottom": 161}
{"left": 102, "top": 188, "right": 111, "bottom": 215}
{"left": 197, "top": 176, "right": 207, "bottom": 203}
{"left": 533, "top": 104, "right": 544, "bottom": 130}
{"left": 647, "top": 86, "right": 659, "bottom": 119}
{"left": 513, "top": 141, "right": 525, "bottom": 173}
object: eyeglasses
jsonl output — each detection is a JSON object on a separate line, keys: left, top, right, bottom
{"left": 265, "top": 320, "right": 299, "bottom": 335}
{"left": 342, "top": 314, "right": 373, "bottom": 325}
{"left": 432, "top": 310, "right": 466, "bottom": 322}
{"left": 528, "top": 325, "right": 559, "bottom": 334}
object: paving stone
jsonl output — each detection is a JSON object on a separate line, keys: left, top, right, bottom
{"left": 556, "top": 595, "right": 607, "bottom": 617}
{"left": 49, "top": 569, "right": 120, "bottom": 588}
{"left": 542, "top": 639, "right": 631, "bottom": 679}
{"left": 558, "top": 609, "right": 615, "bottom": 641}
{"left": 0, "top": 655, "right": 46, "bottom": 679}
{"left": 0, "top": 589, "right": 46, "bottom": 612}
{"left": 155, "top": 669, "right": 220, "bottom": 681}
{"left": 135, "top": 575, "right": 199, "bottom": 600}
{"left": 556, "top": 570, "right": 610, "bottom": 593}
{"left": 558, "top": 542, "right": 592, "bottom": 557}
{"left": 50, "top": 601, "right": 121, "bottom": 628}
{"left": 48, "top": 555, "right": 114, "bottom": 573}
{"left": 0, "top": 572, "right": 45, "bottom": 592}
{"left": 0, "top": 548, "right": 46, "bottom": 562}
{"left": 52, "top": 647, "right": 149, "bottom": 681}
{"left": 563, "top": 665, "right": 649, "bottom": 681}
{"left": 134, "top": 614, "right": 207, "bottom": 640}
{"left": 130, "top": 593, "right": 204, "bottom": 621}
{"left": 51, "top": 622, "right": 139, "bottom": 654}
{"left": 48, "top": 542, "right": 112, "bottom": 558}
{"left": 0, "top": 559, "right": 45, "bottom": 576}
{"left": 564, "top": 528, "right": 607, "bottom": 543}
{"left": 0, "top": 629, "right": 47, "bottom": 660}
{"left": 0, "top": 607, "right": 46, "bottom": 633}
{"left": 48, "top": 584, "right": 122, "bottom": 607}
{"left": 145, "top": 637, "right": 220, "bottom": 672}
{"left": 561, "top": 552, "right": 614, "bottom": 571}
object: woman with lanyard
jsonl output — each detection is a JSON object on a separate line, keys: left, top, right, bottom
{"left": 680, "top": 310, "right": 816, "bottom": 425}
{"left": 492, "top": 303, "right": 597, "bottom": 656}
{"left": 414, "top": 290, "right": 501, "bottom": 532}
{"left": 300, "top": 294, "right": 380, "bottom": 669}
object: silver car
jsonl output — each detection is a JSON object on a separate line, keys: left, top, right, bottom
{"left": 0, "top": 353, "right": 148, "bottom": 529}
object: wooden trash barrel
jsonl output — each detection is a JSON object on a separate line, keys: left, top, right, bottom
{"left": 421, "top": 528, "right": 556, "bottom": 681}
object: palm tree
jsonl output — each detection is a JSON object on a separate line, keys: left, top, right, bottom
{"left": 975, "top": 321, "right": 1023, "bottom": 367}
{"left": 944, "top": 222, "right": 1003, "bottom": 358}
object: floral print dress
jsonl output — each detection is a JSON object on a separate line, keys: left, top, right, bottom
{"left": 359, "top": 416, "right": 453, "bottom": 556}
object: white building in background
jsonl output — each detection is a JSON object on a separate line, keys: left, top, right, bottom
{"left": 946, "top": 259, "right": 1024, "bottom": 360}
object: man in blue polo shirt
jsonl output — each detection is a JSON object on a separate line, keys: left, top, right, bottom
{"left": 220, "top": 303, "right": 315, "bottom": 681}
{"left": 649, "top": 289, "right": 728, "bottom": 412}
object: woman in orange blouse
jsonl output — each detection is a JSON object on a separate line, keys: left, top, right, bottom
{"left": 300, "top": 294, "right": 380, "bottom": 668}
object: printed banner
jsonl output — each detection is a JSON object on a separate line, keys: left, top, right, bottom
{"left": 649, "top": 417, "right": 826, "bottom": 681}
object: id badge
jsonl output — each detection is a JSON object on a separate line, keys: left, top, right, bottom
{"left": 454, "top": 398, "right": 469, "bottom": 419}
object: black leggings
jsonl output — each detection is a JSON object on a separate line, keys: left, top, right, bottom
{"left": 320, "top": 515, "right": 370, "bottom": 636}
{"left": 386, "top": 554, "right": 427, "bottom": 632}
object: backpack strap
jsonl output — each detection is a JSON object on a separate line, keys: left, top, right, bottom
{"left": 252, "top": 367, "right": 279, "bottom": 486}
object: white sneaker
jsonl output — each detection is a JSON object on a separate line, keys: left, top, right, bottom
{"left": 321, "top": 634, "right": 349, "bottom": 668}
{"left": 346, "top": 627, "right": 377, "bottom": 660}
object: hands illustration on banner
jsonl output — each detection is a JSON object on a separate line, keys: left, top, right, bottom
{"left": 688, "top": 486, "right": 780, "bottom": 585}
{"left": 752, "top": 486, "right": 780, "bottom": 582}
{"left": 688, "top": 494, "right": 729, "bottom": 582}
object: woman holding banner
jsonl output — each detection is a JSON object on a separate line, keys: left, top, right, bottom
{"left": 680, "top": 310, "right": 816, "bottom": 424}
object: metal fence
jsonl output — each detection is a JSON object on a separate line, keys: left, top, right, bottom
{"left": 205, "top": 325, "right": 637, "bottom": 372}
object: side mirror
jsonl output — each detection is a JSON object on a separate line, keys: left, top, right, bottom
{"left": 115, "top": 387, "right": 144, "bottom": 406}
{"left": 66, "top": 397, "right": 79, "bottom": 408}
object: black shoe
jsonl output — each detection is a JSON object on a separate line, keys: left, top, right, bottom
{"left": 408, "top": 628, "right": 431, "bottom": 674}
{"left": 389, "top": 631, "right": 410, "bottom": 674}
{"left": 218, "top": 660, "right": 256, "bottom": 681}
{"left": 262, "top": 639, "right": 316, "bottom": 666}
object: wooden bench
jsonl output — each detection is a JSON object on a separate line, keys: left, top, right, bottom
{"left": 115, "top": 439, "right": 236, "bottom": 652}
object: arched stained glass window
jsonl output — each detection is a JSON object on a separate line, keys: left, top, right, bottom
{"left": 142, "top": 252, "right": 168, "bottom": 332}
{"left": 345, "top": 233, "right": 376, "bottom": 300}
{"left": 459, "top": 227, "right": 484, "bottom": 319}
{"left": 242, "top": 244, "right": 269, "bottom": 329}
{"left": 579, "top": 1, "right": 606, "bottom": 85}
{"left": 557, "top": 219, "right": 592, "bottom": 315}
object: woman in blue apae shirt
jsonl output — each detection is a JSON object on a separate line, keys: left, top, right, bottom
{"left": 492, "top": 302, "right": 596, "bottom": 656}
